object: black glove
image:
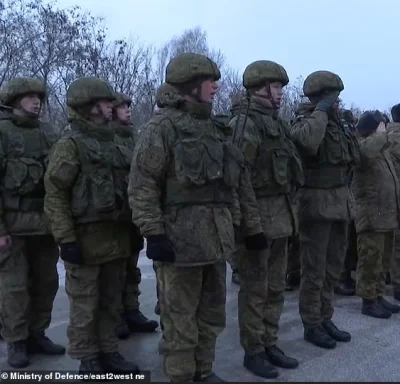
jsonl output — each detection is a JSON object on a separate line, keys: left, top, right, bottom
{"left": 244, "top": 232, "right": 268, "bottom": 251}
{"left": 315, "top": 91, "right": 340, "bottom": 113}
{"left": 146, "top": 235, "right": 175, "bottom": 263}
{"left": 59, "top": 242, "right": 84, "bottom": 265}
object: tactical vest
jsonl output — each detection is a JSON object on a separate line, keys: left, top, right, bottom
{"left": 156, "top": 108, "right": 244, "bottom": 208}
{"left": 239, "top": 111, "right": 304, "bottom": 198}
{"left": 301, "top": 116, "right": 360, "bottom": 189}
{"left": 67, "top": 123, "right": 132, "bottom": 224}
{"left": 0, "top": 120, "right": 57, "bottom": 213}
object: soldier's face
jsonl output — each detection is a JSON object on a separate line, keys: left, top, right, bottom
{"left": 199, "top": 79, "right": 218, "bottom": 103}
{"left": 269, "top": 82, "right": 283, "bottom": 107}
{"left": 333, "top": 97, "right": 340, "bottom": 112}
{"left": 94, "top": 99, "right": 113, "bottom": 121}
{"left": 116, "top": 103, "right": 131, "bottom": 124}
{"left": 20, "top": 93, "right": 41, "bottom": 116}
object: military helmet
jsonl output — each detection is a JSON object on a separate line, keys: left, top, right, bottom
{"left": 165, "top": 52, "right": 221, "bottom": 84}
{"left": 243, "top": 60, "right": 289, "bottom": 89}
{"left": 0, "top": 77, "right": 46, "bottom": 106}
{"left": 67, "top": 77, "right": 116, "bottom": 109}
{"left": 113, "top": 92, "right": 132, "bottom": 108}
{"left": 303, "top": 71, "right": 344, "bottom": 97}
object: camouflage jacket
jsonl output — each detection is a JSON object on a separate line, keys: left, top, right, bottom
{"left": 229, "top": 96, "right": 304, "bottom": 238}
{"left": 0, "top": 113, "right": 57, "bottom": 236}
{"left": 128, "top": 85, "right": 263, "bottom": 266}
{"left": 287, "top": 103, "right": 360, "bottom": 222}
{"left": 351, "top": 131, "right": 399, "bottom": 232}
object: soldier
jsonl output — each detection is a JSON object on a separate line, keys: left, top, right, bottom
{"left": 287, "top": 71, "right": 360, "bottom": 349}
{"left": 112, "top": 92, "right": 159, "bottom": 339}
{"left": 387, "top": 103, "right": 400, "bottom": 301}
{"left": 285, "top": 235, "right": 301, "bottom": 291}
{"left": 352, "top": 111, "right": 400, "bottom": 318}
{"left": 228, "top": 60, "right": 303, "bottom": 379}
{"left": 128, "top": 52, "right": 267, "bottom": 383}
{"left": 44, "top": 77, "right": 139, "bottom": 375}
{"left": 0, "top": 78, "right": 64, "bottom": 368}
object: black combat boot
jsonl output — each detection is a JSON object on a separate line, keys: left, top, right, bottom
{"left": 99, "top": 352, "right": 139, "bottom": 373}
{"left": 378, "top": 296, "right": 400, "bottom": 313}
{"left": 125, "top": 309, "right": 158, "bottom": 332}
{"left": 117, "top": 316, "right": 130, "bottom": 340}
{"left": 334, "top": 281, "right": 355, "bottom": 296}
{"left": 7, "top": 340, "right": 29, "bottom": 368}
{"left": 154, "top": 301, "right": 160, "bottom": 316}
{"left": 285, "top": 274, "right": 300, "bottom": 291}
{"left": 362, "top": 299, "right": 391, "bottom": 319}
{"left": 79, "top": 357, "right": 104, "bottom": 382}
{"left": 322, "top": 320, "right": 351, "bottom": 342}
{"left": 27, "top": 332, "right": 65, "bottom": 355}
{"left": 304, "top": 325, "right": 336, "bottom": 349}
{"left": 243, "top": 351, "right": 279, "bottom": 379}
{"left": 231, "top": 269, "right": 240, "bottom": 285}
{"left": 394, "top": 285, "right": 400, "bottom": 301}
{"left": 265, "top": 345, "right": 299, "bottom": 369}
{"left": 194, "top": 372, "right": 225, "bottom": 382}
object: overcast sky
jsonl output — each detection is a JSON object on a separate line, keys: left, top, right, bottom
{"left": 56, "top": 0, "right": 397, "bottom": 111}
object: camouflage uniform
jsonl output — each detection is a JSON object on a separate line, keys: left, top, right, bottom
{"left": 353, "top": 111, "right": 400, "bottom": 318}
{"left": 228, "top": 61, "right": 303, "bottom": 378}
{"left": 112, "top": 92, "right": 158, "bottom": 339}
{"left": 387, "top": 119, "right": 400, "bottom": 301}
{"left": 128, "top": 53, "right": 265, "bottom": 383}
{"left": 0, "top": 78, "right": 64, "bottom": 368}
{"left": 287, "top": 71, "right": 360, "bottom": 349}
{"left": 44, "top": 77, "right": 138, "bottom": 375}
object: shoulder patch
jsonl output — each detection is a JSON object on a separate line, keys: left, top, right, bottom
{"left": 138, "top": 145, "right": 164, "bottom": 173}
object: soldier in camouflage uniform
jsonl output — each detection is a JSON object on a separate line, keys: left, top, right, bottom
{"left": 44, "top": 77, "right": 139, "bottom": 375}
{"left": 228, "top": 61, "right": 303, "bottom": 379}
{"left": 387, "top": 104, "right": 400, "bottom": 301}
{"left": 352, "top": 110, "right": 400, "bottom": 318}
{"left": 287, "top": 71, "right": 360, "bottom": 349}
{"left": 128, "top": 53, "right": 267, "bottom": 383}
{"left": 0, "top": 78, "right": 65, "bottom": 368}
{"left": 112, "top": 92, "right": 158, "bottom": 339}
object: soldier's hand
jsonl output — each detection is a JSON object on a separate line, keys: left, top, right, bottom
{"left": 315, "top": 91, "right": 340, "bottom": 113}
{"left": 244, "top": 232, "right": 268, "bottom": 251}
{"left": 59, "top": 242, "right": 84, "bottom": 265}
{"left": 146, "top": 235, "right": 175, "bottom": 263}
{"left": 0, "top": 235, "right": 11, "bottom": 252}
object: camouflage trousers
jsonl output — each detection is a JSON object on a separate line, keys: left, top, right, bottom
{"left": 121, "top": 252, "right": 141, "bottom": 311}
{"left": 356, "top": 231, "right": 394, "bottom": 300}
{"left": 0, "top": 235, "right": 59, "bottom": 342}
{"left": 287, "top": 235, "right": 300, "bottom": 278}
{"left": 238, "top": 237, "right": 288, "bottom": 354}
{"left": 391, "top": 230, "right": 400, "bottom": 287}
{"left": 156, "top": 261, "right": 226, "bottom": 382}
{"left": 339, "top": 221, "right": 358, "bottom": 282}
{"left": 299, "top": 220, "right": 347, "bottom": 329}
{"left": 65, "top": 258, "right": 126, "bottom": 360}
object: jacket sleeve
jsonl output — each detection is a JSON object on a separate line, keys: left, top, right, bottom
{"left": 287, "top": 110, "right": 329, "bottom": 155}
{"left": 128, "top": 119, "right": 173, "bottom": 237}
{"left": 44, "top": 138, "right": 79, "bottom": 244}
{"left": 359, "top": 132, "right": 388, "bottom": 163}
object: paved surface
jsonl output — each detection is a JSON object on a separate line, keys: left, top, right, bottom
{"left": 1, "top": 252, "right": 400, "bottom": 382}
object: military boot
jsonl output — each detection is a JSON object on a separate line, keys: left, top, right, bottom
{"left": 334, "top": 281, "right": 355, "bottom": 296}
{"left": 378, "top": 296, "right": 400, "bottom": 313}
{"left": 7, "top": 340, "right": 29, "bottom": 368}
{"left": 117, "top": 316, "right": 130, "bottom": 340}
{"left": 322, "top": 320, "right": 351, "bottom": 342}
{"left": 285, "top": 273, "right": 300, "bottom": 291}
{"left": 265, "top": 345, "right": 299, "bottom": 369}
{"left": 125, "top": 309, "right": 158, "bottom": 332}
{"left": 394, "top": 285, "right": 400, "bottom": 301}
{"left": 27, "top": 332, "right": 65, "bottom": 355}
{"left": 79, "top": 357, "right": 104, "bottom": 382}
{"left": 99, "top": 352, "right": 139, "bottom": 373}
{"left": 154, "top": 301, "right": 160, "bottom": 316}
{"left": 362, "top": 299, "right": 392, "bottom": 319}
{"left": 194, "top": 372, "right": 224, "bottom": 382}
{"left": 231, "top": 269, "right": 240, "bottom": 285}
{"left": 304, "top": 325, "right": 336, "bottom": 349}
{"left": 243, "top": 352, "right": 279, "bottom": 379}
